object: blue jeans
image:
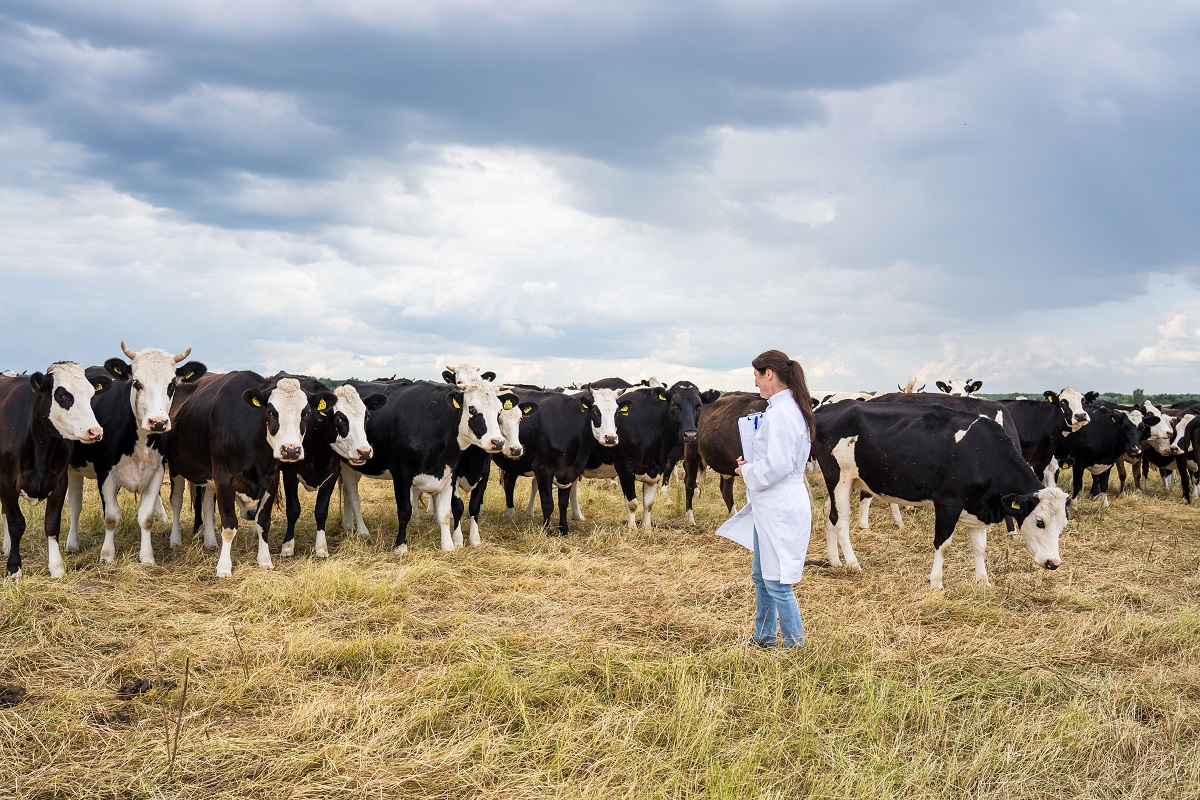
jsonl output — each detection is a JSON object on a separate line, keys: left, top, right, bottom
{"left": 751, "top": 527, "right": 805, "bottom": 647}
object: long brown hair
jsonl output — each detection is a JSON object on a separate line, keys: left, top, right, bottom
{"left": 752, "top": 349, "right": 816, "bottom": 438}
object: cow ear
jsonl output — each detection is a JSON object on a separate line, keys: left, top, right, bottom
{"left": 1001, "top": 492, "right": 1036, "bottom": 521}
{"left": 311, "top": 390, "right": 338, "bottom": 417}
{"left": 176, "top": 361, "right": 207, "bottom": 383}
{"left": 618, "top": 402, "right": 631, "bottom": 416}
{"left": 969, "top": 380, "right": 983, "bottom": 393}
{"left": 655, "top": 389, "right": 667, "bottom": 402}
{"left": 243, "top": 389, "right": 266, "bottom": 408}
{"left": 363, "top": 393, "right": 388, "bottom": 411}
{"left": 1110, "top": 415, "right": 1119, "bottom": 424}
{"left": 91, "top": 374, "right": 113, "bottom": 395}
{"left": 445, "top": 390, "right": 463, "bottom": 410}
{"left": 498, "top": 392, "right": 519, "bottom": 410}
{"left": 481, "top": 371, "right": 496, "bottom": 382}
{"left": 936, "top": 381, "right": 950, "bottom": 393}
{"left": 810, "top": 397, "right": 819, "bottom": 409}
{"left": 30, "top": 372, "right": 49, "bottom": 393}
{"left": 1044, "top": 391, "right": 1059, "bottom": 404}
{"left": 520, "top": 401, "right": 538, "bottom": 417}
{"left": 578, "top": 393, "right": 593, "bottom": 412}
{"left": 104, "top": 358, "right": 131, "bottom": 380}
{"left": 442, "top": 370, "right": 456, "bottom": 384}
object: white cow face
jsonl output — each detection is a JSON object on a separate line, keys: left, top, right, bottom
{"left": 442, "top": 363, "right": 496, "bottom": 386}
{"left": 330, "top": 384, "right": 387, "bottom": 465}
{"left": 1142, "top": 402, "right": 1175, "bottom": 456}
{"left": 1006, "top": 487, "right": 1068, "bottom": 570}
{"left": 1046, "top": 388, "right": 1089, "bottom": 431}
{"left": 451, "top": 382, "right": 513, "bottom": 453}
{"left": 243, "top": 378, "right": 330, "bottom": 462}
{"left": 935, "top": 378, "right": 982, "bottom": 396}
{"left": 105, "top": 345, "right": 207, "bottom": 433}
{"left": 496, "top": 396, "right": 538, "bottom": 458}
{"left": 582, "top": 388, "right": 621, "bottom": 446}
{"left": 32, "top": 362, "right": 109, "bottom": 442}
{"left": 1170, "top": 414, "right": 1196, "bottom": 456}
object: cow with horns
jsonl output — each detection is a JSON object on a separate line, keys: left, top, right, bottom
{"left": 66, "top": 343, "right": 206, "bottom": 566}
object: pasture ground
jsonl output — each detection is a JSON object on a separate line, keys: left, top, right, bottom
{"left": 1, "top": 467, "right": 1199, "bottom": 799}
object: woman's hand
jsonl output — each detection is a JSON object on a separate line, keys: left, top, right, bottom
{"left": 735, "top": 456, "right": 746, "bottom": 476}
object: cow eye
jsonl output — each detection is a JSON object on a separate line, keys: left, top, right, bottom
{"left": 166, "top": 383, "right": 175, "bottom": 398}
{"left": 1036, "top": 519, "right": 1046, "bottom": 528}
{"left": 132, "top": 380, "right": 143, "bottom": 391}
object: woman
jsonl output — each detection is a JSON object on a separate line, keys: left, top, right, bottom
{"left": 717, "top": 349, "right": 816, "bottom": 648}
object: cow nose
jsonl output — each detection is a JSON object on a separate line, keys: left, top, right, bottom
{"left": 1044, "top": 558, "right": 1061, "bottom": 570}
{"left": 279, "top": 444, "right": 303, "bottom": 461}
{"left": 603, "top": 434, "right": 618, "bottom": 446}
{"left": 85, "top": 427, "right": 103, "bottom": 442}
{"left": 682, "top": 431, "right": 698, "bottom": 443}
{"left": 356, "top": 446, "right": 372, "bottom": 460}
{"left": 148, "top": 417, "right": 170, "bottom": 432}
{"left": 489, "top": 437, "right": 505, "bottom": 452}
{"left": 1129, "top": 446, "right": 1142, "bottom": 456}
{"left": 507, "top": 446, "right": 524, "bottom": 458}
{"left": 1074, "top": 413, "right": 1088, "bottom": 422}
{"left": 1171, "top": 445, "right": 1183, "bottom": 455}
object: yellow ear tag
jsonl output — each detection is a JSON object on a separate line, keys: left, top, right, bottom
{"left": 113, "top": 366, "right": 123, "bottom": 376}
{"left": 318, "top": 398, "right": 327, "bottom": 411}
{"left": 94, "top": 383, "right": 104, "bottom": 391}
{"left": 453, "top": 397, "right": 461, "bottom": 409}
{"left": 504, "top": 399, "right": 513, "bottom": 410}
{"left": 581, "top": 403, "right": 590, "bottom": 412}
{"left": 1010, "top": 501, "right": 1020, "bottom": 510}
{"left": 183, "top": 371, "right": 194, "bottom": 380}
{"left": 252, "top": 397, "right": 262, "bottom": 407}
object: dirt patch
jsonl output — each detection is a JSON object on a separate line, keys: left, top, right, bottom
{"left": 0, "top": 684, "right": 27, "bottom": 708}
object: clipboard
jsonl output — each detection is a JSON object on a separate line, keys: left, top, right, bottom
{"left": 738, "top": 412, "right": 763, "bottom": 462}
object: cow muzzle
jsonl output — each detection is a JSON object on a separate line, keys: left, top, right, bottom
{"left": 1043, "top": 558, "right": 1061, "bottom": 570}
{"left": 1171, "top": 445, "right": 1184, "bottom": 455}
{"left": 278, "top": 444, "right": 303, "bottom": 462}
{"left": 506, "top": 445, "right": 524, "bottom": 458}
{"left": 602, "top": 434, "right": 618, "bottom": 446}
{"left": 486, "top": 437, "right": 506, "bottom": 454}
{"left": 83, "top": 427, "right": 104, "bottom": 444}
{"left": 682, "top": 431, "right": 698, "bottom": 443}
{"left": 146, "top": 417, "right": 171, "bottom": 433}
{"left": 349, "top": 446, "right": 372, "bottom": 466}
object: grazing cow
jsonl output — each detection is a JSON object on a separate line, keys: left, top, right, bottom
{"left": 493, "top": 388, "right": 621, "bottom": 535}
{"left": 996, "top": 389, "right": 1091, "bottom": 486}
{"left": 277, "top": 379, "right": 388, "bottom": 559}
{"left": 1054, "top": 405, "right": 1143, "bottom": 507}
{"left": 165, "top": 372, "right": 338, "bottom": 578}
{"left": 683, "top": 392, "right": 767, "bottom": 524}
{"left": 935, "top": 378, "right": 983, "bottom": 396}
{"left": 811, "top": 401, "right": 1069, "bottom": 588}
{"left": 65, "top": 343, "right": 206, "bottom": 566}
{"left": 338, "top": 379, "right": 519, "bottom": 552}
{"left": 0, "top": 364, "right": 111, "bottom": 577}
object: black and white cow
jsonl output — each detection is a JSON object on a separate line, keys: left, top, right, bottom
{"left": 1054, "top": 405, "right": 1143, "bottom": 507}
{"left": 996, "top": 389, "right": 1091, "bottom": 486}
{"left": 165, "top": 372, "right": 338, "bottom": 578}
{"left": 683, "top": 392, "right": 767, "bottom": 524}
{"left": 935, "top": 378, "right": 983, "bottom": 396}
{"left": 1168, "top": 413, "right": 1200, "bottom": 503}
{"left": 811, "top": 401, "right": 1069, "bottom": 589}
{"left": 277, "top": 379, "right": 387, "bottom": 559}
{"left": 338, "top": 379, "right": 518, "bottom": 552}
{"left": 0, "top": 363, "right": 111, "bottom": 577}
{"left": 1081, "top": 399, "right": 1167, "bottom": 494}
{"left": 65, "top": 343, "right": 206, "bottom": 567}
{"left": 493, "top": 388, "right": 621, "bottom": 535}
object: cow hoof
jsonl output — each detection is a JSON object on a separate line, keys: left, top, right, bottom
{"left": 139, "top": 553, "right": 156, "bottom": 567}
{"left": 930, "top": 581, "right": 944, "bottom": 591}
{"left": 280, "top": 541, "right": 295, "bottom": 558}
{"left": 393, "top": 544, "right": 408, "bottom": 556}
{"left": 314, "top": 546, "right": 329, "bottom": 559}
{"left": 451, "top": 534, "right": 464, "bottom": 549}
{"left": 99, "top": 546, "right": 115, "bottom": 564}
{"left": 7, "top": 568, "right": 22, "bottom": 580}
{"left": 846, "top": 561, "right": 862, "bottom": 573}
{"left": 66, "top": 540, "right": 81, "bottom": 554}
{"left": 215, "top": 569, "right": 232, "bottom": 579}
{"left": 686, "top": 510, "right": 695, "bottom": 526}
{"left": 49, "top": 564, "right": 65, "bottom": 580}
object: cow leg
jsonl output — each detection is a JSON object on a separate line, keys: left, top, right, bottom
{"left": 199, "top": 487, "right": 218, "bottom": 550}
{"left": 1176, "top": 457, "right": 1192, "bottom": 504}
{"left": 1115, "top": 459, "right": 1129, "bottom": 494}
{"left": 340, "top": 465, "right": 369, "bottom": 537}
{"left": 169, "top": 472, "right": 185, "bottom": 549}
{"left": 1070, "top": 464, "right": 1084, "bottom": 501}
{"left": 214, "top": 482, "right": 240, "bottom": 579}
{"left": 1, "top": 514, "right": 8, "bottom": 558}
{"left": 526, "top": 477, "right": 539, "bottom": 517}
{"left": 719, "top": 476, "right": 736, "bottom": 514}
{"left": 500, "top": 469, "right": 517, "bottom": 518}
{"left": 833, "top": 482, "right": 861, "bottom": 572}
{"left": 192, "top": 484, "right": 205, "bottom": 535}
{"left": 391, "top": 473, "right": 415, "bottom": 555}
{"left": 450, "top": 490, "right": 465, "bottom": 549}
{"left": 433, "top": 482, "right": 455, "bottom": 552}
{"left": 97, "top": 474, "right": 121, "bottom": 564}
{"left": 44, "top": 479, "right": 69, "bottom": 579}
{"left": 857, "top": 494, "right": 872, "bottom": 530}
{"left": 569, "top": 481, "right": 585, "bottom": 521}
{"left": 615, "top": 464, "right": 638, "bottom": 529}
{"left": 556, "top": 484, "right": 572, "bottom": 536}
{"left": 929, "top": 506, "right": 961, "bottom": 590}
{"left": 253, "top": 475, "right": 277, "bottom": 570}
{"left": 135, "top": 464, "right": 164, "bottom": 566}
{"left": 2, "top": 490, "right": 25, "bottom": 577}
{"left": 153, "top": 493, "right": 169, "bottom": 524}
{"left": 536, "top": 472, "right": 555, "bottom": 530}
{"left": 280, "top": 468, "right": 301, "bottom": 558}
{"left": 467, "top": 472, "right": 488, "bottom": 547}
{"left": 640, "top": 476, "right": 661, "bottom": 530}
{"left": 1041, "top": 457, "right": 1060, "bottom": 489}
{"left": 1091, "top": 469, "right": 1112, "bottom": 509}
{"left": 967, "top": 524, "right": 991, "bottom": 587}
{"left": 311, "top": 471, "right": 337, "bottom": 559}
{"left": 683, "top": 443, "right": 700, "bottom": 526}
{"left": 66, "top": 470, "right": 85, "bottom": 554}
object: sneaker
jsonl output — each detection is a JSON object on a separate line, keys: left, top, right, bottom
{"left": 740, "top": 636, "right": 776, "bottom": 648}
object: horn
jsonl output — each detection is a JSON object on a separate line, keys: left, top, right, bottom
{"left": 174, "top": 346, "right": 192, "bottom": 363}
{"left": 456, "top": 382, "right": 467, "bottom": 390}
{"left": 120, "top": 341, "right": 137, "bottom": 359}
{"left": 446, "top": 364, "right": 456, "bottom": 372}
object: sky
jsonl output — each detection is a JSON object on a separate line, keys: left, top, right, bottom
{"left": 2, "top": 1, "right": 1198, "bottom": 394}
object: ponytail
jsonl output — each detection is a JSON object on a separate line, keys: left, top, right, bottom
{"left": 752, "top": 350, "right": 816, "bottom": 439}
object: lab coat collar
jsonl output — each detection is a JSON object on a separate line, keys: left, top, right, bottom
{"left": 767, "top": 388, "right": 795, "bottom": 408}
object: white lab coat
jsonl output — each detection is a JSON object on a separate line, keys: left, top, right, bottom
{"left": 716, "top": 389, "right": 812, "bottom": 584}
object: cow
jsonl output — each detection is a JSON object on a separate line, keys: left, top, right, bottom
{"left": 935, "top": 378, "right": 983, "bottom": 396}
{"left": 815, "top": 392, "right": 872, "bottom": 407}
{"left": 1054, "top": 405, "right": 1143, "bottom": 507}
{"left": 492, "top": 388, "right": 621, "bottom": 535}
{"left": 1138, "top": 406, "right": 1193, "bottom": 495}
{"left": 996, "top": 389, "right": 1091, "bottom": 486}
{"left": 581, "top": 377, "right": 666, "bottom": 391}
{"left": 64, "top": 343, "right": 206, "bottom": 567}
{"left": 337, "top": 379, "right": 519, "bottom": 552}
{"left": 1168, "top": 413, "right": 1200, "bottom": 503}
{"left": 164, "top": 372, "right": 338, "bottom": 578}
{"left": 0, "top": 363, "right": 111, "bottom": 578}
{"left": 1080, "top": 399, "right": 1168, "bottom": 494}
{"left": 683, "top": 392, "right": 767, "bottom": 525}
{"left": 810, "top": 401, "right": 1069, "bottom": 589}
{"left": 277, "top": 379, "right": 388, "bottom": 559}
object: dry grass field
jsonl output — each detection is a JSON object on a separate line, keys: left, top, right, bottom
{"left": 2, "top": 466, "right": 1199, "bottom": 799}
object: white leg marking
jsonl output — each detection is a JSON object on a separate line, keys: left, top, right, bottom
{"left": 968, "top": 526, "right": 991, "bottom": 586}
{"left": 435, "top": 484, "right": 456, "bottom": 552}
{"left": 280, "top": 539, "right": 295, "bottom": 558}
{"left": 66, "top": 471, "right": 84, "bottom": 553}
{"left": 686, "top": 509, "right": 695, "bottom": 526}
{"left": 47, "top": 537, "right": 65, "bottom": 579}
{"left": 216, "top": 527, "right": 236, "bottom": 578}
{"left": 641, "top": 479, "right": 659, "bottom": 530}
{"left": 857, "top": 495, "right": 872, "bottom": 530}
{"left": 525, "top": 480, "right": 537, "bottom": 517}
{"left": 930, "top": 537, "right": 951, "bottom": 590}
{"left": 202, "top": 490, "right": 218, "bottom": 550}
{"left": 136, "top": 478, "right": 161, "bottom": 566}
{"left": 314, "top": 529, "right": 329, "bottom": 559}
{"left": 890, "top": 503, "right": 904, "bottom": 530}
{"left": 256, "top": 524, "right": 274, "bottom": 570}
{"left": 99, "top": 479, "right": 121, "bottom": 564}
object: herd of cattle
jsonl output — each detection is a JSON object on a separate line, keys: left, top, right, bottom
{"left": 1, "top": 351, "right": 1197, "bottom": 589}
